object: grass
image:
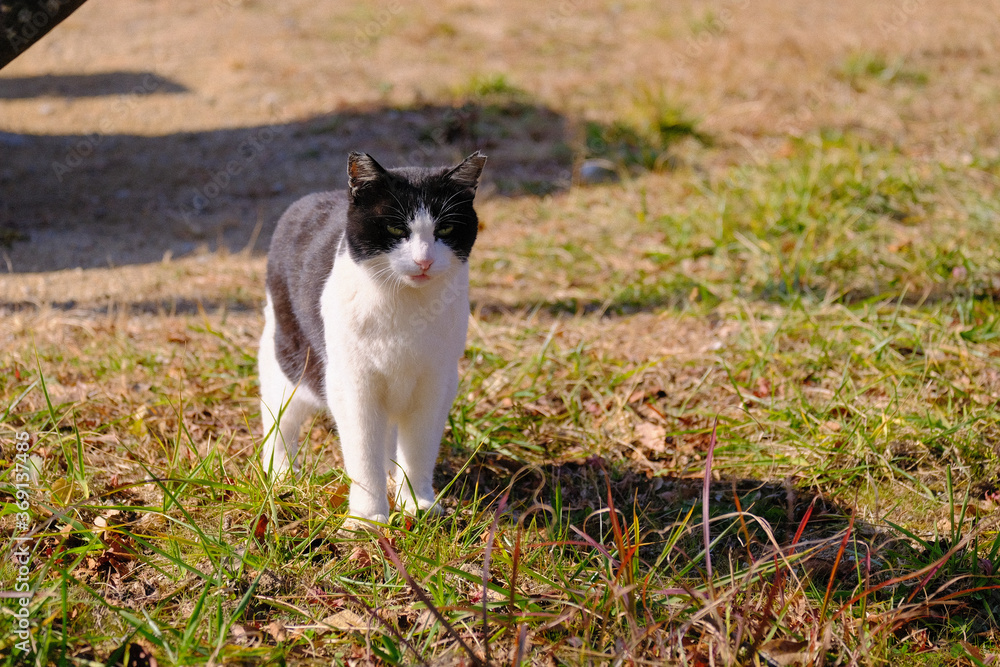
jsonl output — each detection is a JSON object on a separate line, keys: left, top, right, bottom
{"left": 2, "top": 126, "right": 1000, "bottom": 664}
{"left": 3, "top": 1, "right": 1000, "bottom": 660}
{"left": 455, "top": 73, "right": 530, "bottom": 102}
{"left": 839, "top": 51, "right": 930, "bottom": 90}
{"left": 581, "top": 90, "right": 707, "bottom": 173}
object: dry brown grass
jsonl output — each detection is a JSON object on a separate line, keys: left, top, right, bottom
{"left": 2, "top": 1, "right": 1000, "bottom": 664}
{"left": 3, "top": 0, "right": 1000, "bottom": 271}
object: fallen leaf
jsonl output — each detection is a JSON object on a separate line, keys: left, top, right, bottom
{"left": 758, "top": 638, "right": 812, "bottom": 666}
{"left": 230, "top": 624, "right": 252, "bottom": 647}
{"left": 253, "top": 515, "right": 268, "bottom": 542}
{"left": 50, "top": 478, "right": 77, "bottom": 505}
{"left": 328, "top": 483, "right": 350, "bottom": 508}
{"left": 412, "top": 608, "right": 437, "bottom": 633}
{"left": 348, "top": 545, "right": 371, "bottom": 567}
{"left": 752, "top": 377, "right": 772, "bottom": 398}
{"left": 321, "top": 609, "right": 366, "bottom": 632}
{"left": 306, "top": 584, "right": 345, "bottom": 609}
{"left": 627, "top": 386, "right": 665, "bottom": 404}
{"left": 634, "top": 421, "right": 667, "bottom": 453}
{"left": 264, "top": 620, "right": 287, "bottom": 642}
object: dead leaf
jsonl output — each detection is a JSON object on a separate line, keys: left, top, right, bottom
{"left": 321, "top": 609, "right": 366, "bottom": 632}
{"left": 627, "top": 386, "right": 666, "bottom": 404}
{"left": 306, "top": 584, "right": 345, "bottom": 610}
{"left": 634, "top": 421, "right": 667, "bottom": 453}
{"left": 412, "top": 608, "right": 437, "bottom": 633}
{"left": 752, "top": 377, "right": 772, "bottom": 398}
{"left": 348, "top": 545, "right": 371, "bottom": 567}
{"left": 50, "top": 478, "right": 77, "bottom": 505}
{"left": 264, "top": 620, "right": 287, "bottom": 642}
{"left": 758, "top": 638, "right": 812, "bottom": 666}
{"left": 94, "top": 509, "right": 121, "bottom": 539}
{"left": 253, "top": 515, "right": 268, "bottom": 542}
{"left": 76, "top": 532, "right": 137, "bottom": 578}
{"left": 230, "top": 624, "right": 252, "bottom": 647}
{"left": 328, "top": 484, "right": 350, "bottom": 508}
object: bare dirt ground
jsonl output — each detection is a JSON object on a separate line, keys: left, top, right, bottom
{"left": 2, "top": 4, "right": 1000, "bottom": 661}
{"left": 1, "top": 0, "right": 998, "bottom": 279}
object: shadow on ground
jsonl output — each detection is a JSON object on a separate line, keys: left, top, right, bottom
{"left": 442, "top": 451, "right": 853, "bottom": 560}
{"left": 436, "top": 449, "right": 1000, "bottom": 636}
{"left": 0, "top": 74, "right": 571, "bottom": 272}
{"left": 0, "top": 71, "right": 188, "bottom": 98}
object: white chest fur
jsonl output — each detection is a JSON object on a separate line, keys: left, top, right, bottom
{"left": 320, "top": 249, "right": 469, "bottom": 415}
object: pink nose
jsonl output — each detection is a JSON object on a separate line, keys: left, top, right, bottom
{"left": 415, "top": 258, "right": 433, "bottom": 272}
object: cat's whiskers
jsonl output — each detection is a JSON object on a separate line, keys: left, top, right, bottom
{"left": 436, "top": 191, "right": 466, "bottom": 222}
{"left": 369, "top": 263, "right": 396, "bottom": 288}
{"left": 436, "top": 212, "right": 463, "bottom": 225}
{"left": 385, "top": 190, "right": 411, "bottom": 226}
{"left": 369, "top": 262, "right": 408, "bottom": 298}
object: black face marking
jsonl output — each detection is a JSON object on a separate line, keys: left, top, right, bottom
{"left": 265, "top": 154, "right": 486, "bottom": 399}
{"left": 344, "top": 152, "right": 487, "bottom": 263}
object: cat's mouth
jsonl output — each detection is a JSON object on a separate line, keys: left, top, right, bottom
{"left": 407, "top": 272, "right": 432, "bottom": 284}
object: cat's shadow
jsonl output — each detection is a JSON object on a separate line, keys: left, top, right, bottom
{"left": 436, "top": 450, "right": 927, "bottom": 592}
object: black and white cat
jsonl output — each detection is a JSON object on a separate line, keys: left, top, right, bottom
{"left": 258, "top": 151, "right": 487, "bottom": 527}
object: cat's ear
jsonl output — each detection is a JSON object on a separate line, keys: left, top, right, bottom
{"left": 347, "top": 152, "right": 388, "bottom": 199}
{"left": 445, "top": 151, "right": 487, "bottom": 192}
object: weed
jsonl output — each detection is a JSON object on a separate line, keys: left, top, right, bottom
{"left": 582, "top": 92, "right": 707, "bottom": 172}
{"left": 840, "top": 51, "right": 930, "bottom": 89}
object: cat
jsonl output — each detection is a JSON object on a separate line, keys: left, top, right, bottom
{"left": 258, "top": 150, "right": 487, "bottom": 528}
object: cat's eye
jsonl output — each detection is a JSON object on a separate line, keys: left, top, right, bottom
{"left": 386, "top": 225, "right": 408, "bottom": 237}
{"left": 436, "top": 224, "right": 454, "bottom": 237}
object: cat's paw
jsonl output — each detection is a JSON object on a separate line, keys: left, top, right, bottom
{"left": 262, "top": 454, "right": 299, "bottom": 482}
{"left": 265, "top": 466, "right": 300, "bottom": 486}
{"left": 390, "top": 477, "right": 442, "bottom": 517}
{"left": 395, "top": 494, "right": 444, "bottom": 518}
{"left": 418, "top": 501, "right": 445, "bottom": 517}
{"left": 339, "top": 514, "right": 389, "bottom": 536}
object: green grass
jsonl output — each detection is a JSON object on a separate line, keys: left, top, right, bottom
{"left": 485, "top": 131, "right": 1000, "bottom": 310}
{"left": 581, "top": 90, "right": 707, "bottom": 172}
{"left": 3, "top": 129, "right": 1000, "bottom": 664}
{"left": 839, "top": 51, "right": 930, "bottom": 89}
{"left": 453, "top": 73, "right": 531, "bottom": 105}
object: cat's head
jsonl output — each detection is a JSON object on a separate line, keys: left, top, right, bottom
{"left": 344, "top": 151, "right": 487, "bottom": 287}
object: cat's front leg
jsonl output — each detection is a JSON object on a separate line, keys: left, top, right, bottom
{"left": 329, "top": 386, "right": 391, "bottom": 526}
{"left": 392, "top": 370, "right": 457, "bottom": 516}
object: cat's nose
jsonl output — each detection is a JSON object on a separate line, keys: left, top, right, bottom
{"left": 415, "top": 258, "right": 433, "bottom": 272}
